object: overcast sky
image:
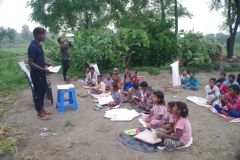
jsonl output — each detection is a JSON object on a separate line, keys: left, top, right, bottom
{"left": 0, "top": 0, "right": 228, "bottom": 35}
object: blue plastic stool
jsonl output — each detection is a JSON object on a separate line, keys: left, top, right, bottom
{"left": 56, "top": 86, "right": 78, "bottom": 114}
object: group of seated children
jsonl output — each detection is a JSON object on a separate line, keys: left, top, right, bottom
{"left": 203, "top": 72, "right": 240, "bottom": 119}
{"left": 140, "top": 94, "right": 192, "bottom": 151}
{"left": 181, "top": 70, "right": 199, "bottom": 90}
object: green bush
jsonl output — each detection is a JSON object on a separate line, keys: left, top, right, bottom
{"left": 213, "top": 62, "right": 221, "bottom": 70}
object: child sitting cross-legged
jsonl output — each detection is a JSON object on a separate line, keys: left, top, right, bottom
{"left": 122, "top": 67, "right": 131, "bottom": 84}
{"left": 180, "top": 70, "right": 189, "bottom": 85}
{"left": 205, "top": 78, "right": 220, "bottom": 106}
{"left": 156, "top": 102, "right": 192, "bottom": 151}
{"left": 215, "top": 84, "right": 240, "bottom": 120}
{"left": 123, "top": 83, "right": 140, "bottom": 105}
{"left": 121, "top": 76, "right": 133, "bottom": 96}
{"left": 158, "top": 101, "right": 175, "bottom": 132}
{"left": 142, "top": 91, "right": 167, "bottom": 128}
{"left": 131, "top": 70, "right": 141, "bottom": 84}
{"left": 183, "top": 71, "right": 199, "bottom": 90}
{"left": 85, "top": 67, "right": 97, "bottom": 86}
{"left": 219, "top": 74, "right": 239, "bottom": 94}
{"left": 106, "top": 82, "right": 121, "bottom": 109}
{"left": 91, "top": 75, "right": 106, "bottom": 94}
{"left": 104, "top": 73, "right": 113, "bottom": 91}
{"left": 215, "top": 72, "right": 227, "bottom": 88}
{"left": 139, "top": 86, "right": 153, "bottom": 111}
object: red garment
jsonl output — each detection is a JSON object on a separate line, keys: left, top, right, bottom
{"left": 131, "top": 76, "right": 140, "bottom": 83}
{"left": 221, "top": 93, "right": 240, "bottom": 112}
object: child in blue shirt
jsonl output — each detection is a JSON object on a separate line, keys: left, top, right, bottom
{"left": 121, "top": 76, "right": 133, "bottom": 96}
{"left": 216, "top": 72, "right": 227, "bottom": 88}
{"left": 183, "top": 71, "right": 199, "bottom": 90}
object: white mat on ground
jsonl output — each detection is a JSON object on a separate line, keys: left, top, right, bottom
{"left": 104, "top": 108, "right": 140, "bottom": 121}
{"left": 87, "top": 91, "right": 111, "bottom": 99}
{"left": 138, "top": 118, "right": 147, "bottom": 127}
{"left": 186, "top": 96, "right": 208, "bottom": 107}
{"left": 98, "top": 96, "right": 114, "bottom": 105}
{"left": 208, "top": 105, "right": 240, "bottom": 123}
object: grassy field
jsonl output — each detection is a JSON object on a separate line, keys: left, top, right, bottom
{"left": 221, "top": 44, "right": 240, "bottom": 57}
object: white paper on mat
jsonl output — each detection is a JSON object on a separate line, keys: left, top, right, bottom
{"left": 47, "top": 66, "right": 61, "bottom": 73}
{"left": 98, "top": 96, "right": 114, "bottom": 105}
{"left": 89, "top": 63, "right": 100, "bottom": 75}
{"left": 138, "top": 118, "right": 147, "bottom": 127}
{"left": 104, "top": 109, "right": 140, "bottom": 121}
{"left": 170, "top": 61, "right": 181, "bottom": 86}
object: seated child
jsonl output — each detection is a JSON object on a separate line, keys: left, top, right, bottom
{"left": 122, "top": 67, "right": 131, "bottom": 84}
{"left": 91, "top": 75, "right": 106, "bottom": 94}
{"left": 104, "top": 73, "right": 113, "bottom": 91}
{"left": 180, "top": 70, "right": 189, "bottom": 85}
{"left": 85, "top": 67, "right": 90, "bottom": 77}
{"left": 139, "top": 81, "right": 148, "bottom": 96}
{"left": 142, "top": 91, "right": 167, "bottom": 128}
{"left": 219, "top": 74, "right": 239, "bottom": 94}
{"left": 123, "top": 83, "right": 140, "bottom": 105}
{"left": 112, "top": 68, "right": 121, "bottom": 89}
{"left": 131, "top": 70, "right": 141, "bottom": 84}
{"left": 139, "top": 86, "right": 153, "bottom": 111}
{"left": 159, "top": 101, "right": 175, "bottom": 133}
{"left": 205, "top": 78, "right": 220, "bottom": 106}
{"left": 85, "top": 67, "right": 98, "bottom": 86}
{"left": 106, "top": 82, "right": 121, "bottom": 108}
{"left": 121, "top": 77, "right": 133, "bottom": 96}
{"left": 216, "top": 72, "right": 227, "bottom": 88}
{"left": 237, "top": 71, "right": 240, "bottom": 85}
{"left": 156, "top": 102, "right": 192, "bottom": 151}
{"left": 183, "top": 71, "right": 199, "bottom": 90}
{"left": 215, "top": 84, "right": 240, "bottom": 119}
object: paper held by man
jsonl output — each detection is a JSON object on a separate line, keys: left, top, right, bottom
{"left": 47, "top": 66, "right": 61, "bottom": 73}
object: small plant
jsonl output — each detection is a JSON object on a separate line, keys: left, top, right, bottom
{"left": 64, "top": 121, "right": 72, "bottom": 131}
{"left": 213, "top": 62, "right": 221, "bottom": 70}
{"left": 223, "top": 65, "right": 232, "bottom": 72}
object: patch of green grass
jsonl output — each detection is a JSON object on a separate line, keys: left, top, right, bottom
{"left": 0, "top": 46, "right": 28, "bottom": 56}
{"left": 64, "top": 121, "right": 72, "bottom": 131}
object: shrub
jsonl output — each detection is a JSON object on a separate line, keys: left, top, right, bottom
{"left": 213, "top": 62, "right": 221, "bottom": 70}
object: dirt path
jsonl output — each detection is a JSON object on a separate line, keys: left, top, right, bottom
{"left": 1, "top": 71, "right": 240, "bottom": 160}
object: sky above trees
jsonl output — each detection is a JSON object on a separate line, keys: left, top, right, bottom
{"left": 0, "top": 0, "right": 226, "bottom": 34}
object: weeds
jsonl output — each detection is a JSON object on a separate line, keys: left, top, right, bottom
{"left": 64, "top": 121, "right": 72, "bottom": 131}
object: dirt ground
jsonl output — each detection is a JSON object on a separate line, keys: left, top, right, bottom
{"left": 1, "top": 71, "right": 240, "bottom": 160}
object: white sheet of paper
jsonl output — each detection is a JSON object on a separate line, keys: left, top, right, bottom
{"left": 47, "top": 66, "right": 61, "bottom": 73}
{"left": 170, "top": 61, "right": 181, "bottom": 86}
{"left": 98, "top": 96, "right": 114, "bottom": 105}
{"left": 57, "top": 84, "right": 74, "bottom": 89}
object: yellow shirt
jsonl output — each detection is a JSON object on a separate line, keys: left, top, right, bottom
{"left": 95, "top": 81, "right": 106, "bottom": 92}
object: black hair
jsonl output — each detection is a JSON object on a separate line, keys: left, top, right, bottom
{"left": 189, "top": 71, "right": 195, "bottom": 75}
{"left": 167, "top": 101, "right": 175, "bottom": 109}
{"left": 132, "top": 70, "right": 137, "bottom": 74}
{"left": 209, "top": 78, "right": 217, "bottom": 84}
{"left": 133, "top": 83, "right": 139, "bottom": 89}
{"left": 33, "top": 27, "right": 46, "bottom": 38}
{"left": 229, "top": 74, "right": 236, "bottom": 80}
{"left": 175, "top": 102, "right": 189, "bottom": 118}
{"left": 228, "top": 84, "right": 240, "bottom": 94}
{"left": 125, "top": 67, "right": 130, "bottom": 70}
{"left": 90, "top": 67, "right": 95, "bottom": 70}
{"left": 111, "top": 82, "right": 118, "bottom": 92}
{"left": 220, "top": 72, "right": 226, "bottom": 77}
{"left": 140, "top": 81, "right": 148, "bottom": 87}
{"left": 57, "top": 37, "right": 61, "bottom": 44}
{"left": 107, "top": 72, "right": 112, "bottom": 76}
{"left": 153, "top": 91, "right": 165, "bottom": 105}
{"left": 97, "top": 75, "right": 102, "bottom": 78}
{"left": 126, "top": 76, "right": 131, "bottom": 80}
{"left": 146, "top": 86, "right": 152, "bottom": 92}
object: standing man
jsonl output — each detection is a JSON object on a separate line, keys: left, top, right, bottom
{"left": 57, "top": 37, "right": 71, "bottom": 83}
{"left": 28, "top": 27, "right": 54, "bottom": 120}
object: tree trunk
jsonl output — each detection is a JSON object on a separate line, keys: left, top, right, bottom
{"left": 226, "top": 36, "right": 235, "bottom": 58}
{"left": 160, "top": 0, "right": 165, "bottom": 21}
{"left": 174, "top": 0, "right": 178, "bottom": 40}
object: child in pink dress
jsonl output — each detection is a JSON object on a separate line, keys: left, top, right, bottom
{"left": 142, "top": 91, "right": 167, "bottom": 128}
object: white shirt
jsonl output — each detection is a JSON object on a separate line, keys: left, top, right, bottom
{"left": 205, "top": 85, "right": 220, "bottom": 97}
{"left": 85, "top": 72, "right": 98, "bottom": 83}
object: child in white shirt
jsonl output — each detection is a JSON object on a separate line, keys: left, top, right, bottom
{"left": 205, "top": 78, "right": 220, "bottom": 106}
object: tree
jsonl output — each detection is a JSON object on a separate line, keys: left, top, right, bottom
{"left": 210, "top": 0, "right": 240, "bottom": 58}
{"left": 5, "top": 28, "right": 17, "bottom": 46}
{"left": 21, "top": 24, "right": 32, "bottom": 41}
{"left": 216, "top": 33, "right": 228, "bottom": 45}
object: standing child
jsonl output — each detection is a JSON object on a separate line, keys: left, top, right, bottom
{"left": 215, "top": 84, "right": 240, "bottom": 119}
{"left": 219, "top": 74, "right": 239, "bottom": 94}
{"left": 142, "top": 91, "right": 167, "bottom": 128}
{"left": 91, "top": 75, "right": 106, "bottom": 94}
{"left": 183, "top": 71, "right": 199, "bottom": 90}
{"left": 156, "top": 102, "right": 192, "bottom": 151}
{"left": 180, "top": 70, "right": 189, "bottom": 85}
{"left": 123, "top": 83, "right": 140, "bottom": 105}
{"left": 205, "top": 78, "right": 220, "bottom": 106}
{"left": 216, "top": 72, "right": 227, "bottom": 88}
{"left": 121, "top": 77, "right": 133, "bottom": 96}
{"left": 106, "top": 82, "right": 121, "bottom": 109}
{"left": 139, "top": 86, "right": 153, "bottom": 111}
{"left": 123, "top": 67, "right": 131, "bottom": 84}
{"left": 85, "top": 67, "right": 97, "bottom": 86}
{"left": 104, "top": 73, "right": 113, "bottom": 91}
{"left": 131, "top": 70, "right": 141, "bottom": 84}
